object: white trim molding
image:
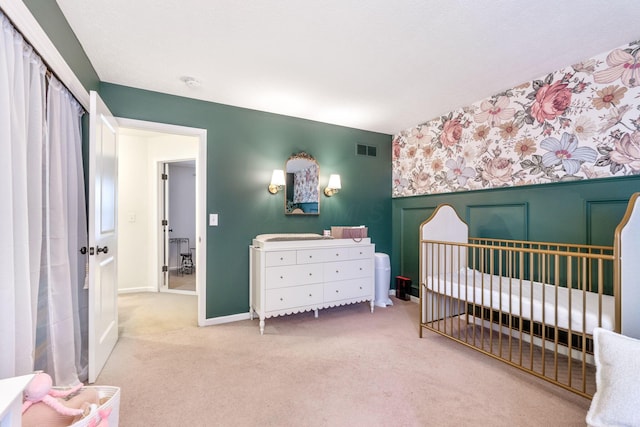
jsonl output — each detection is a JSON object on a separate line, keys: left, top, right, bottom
{"left": 201, "top": 312, "right": 251, "bottom": 327}
{"left": 0, "top": 0, "right": 90, "bottom": 108}
{"left": 117, "top": 118, "right": 209, "bottom": 327}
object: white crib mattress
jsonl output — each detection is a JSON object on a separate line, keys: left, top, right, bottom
{"left": 424, "top": 268, "right": 614, "bottom": 335}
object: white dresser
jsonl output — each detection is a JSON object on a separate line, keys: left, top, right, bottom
{"left": 250, "top": 235, "right": 375, "bottom": 334}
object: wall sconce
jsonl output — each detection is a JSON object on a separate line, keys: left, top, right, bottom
{"left": 268, "top": 169, "right": 286, "bottom": 194}
{"left": 324, "top": 174, "right": 341, "bottom": 197}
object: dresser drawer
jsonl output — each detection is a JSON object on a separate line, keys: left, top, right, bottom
{"left": 265, "top": 250, "right": 296, "bottom": 266}
{"left": 266, "top": 284, "right": 323, "bottom": 311}
{"left": 324, "top": 278, "right": 371, "bottom": 303}
{"left": 323, "top": 258, "right": 372, "bottom": 282}
{"left": 296, "top": 247, "right": 350, "bottom": 264}
{"left": 349, "top": 245, "right": 374, "bottom": 259}
{"left": 265, "top": 264, "right": 323, "bottom": 289}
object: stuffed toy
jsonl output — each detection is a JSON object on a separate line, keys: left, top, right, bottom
{"left": 22, "top": 388, "right": 100, "bottom": 427}
{"left": 22, "top": 372, "right": 85, "bottom": 417}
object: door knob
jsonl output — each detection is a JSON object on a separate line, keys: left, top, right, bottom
{"left": 97, "top": 245, "right": 109, "bottom": 254}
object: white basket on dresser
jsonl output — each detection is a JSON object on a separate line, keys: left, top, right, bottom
{"left": 250, "top": 234, "right": 375, "bottom": 334}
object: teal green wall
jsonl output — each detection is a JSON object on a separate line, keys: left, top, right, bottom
{"left": 99, "top": 83, "right": 392, "bottom": 318}
{"left": 392, "top": 176, "right": 640, "bottom": 296}
{"left": 20, "top": 1, "right": 392, "bottom": 319}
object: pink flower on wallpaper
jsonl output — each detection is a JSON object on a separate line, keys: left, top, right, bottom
{"left": 440, "top": 119, "right": 463, "bottom": 147}
{"left": 611, "top": 132, "right": 640, "bottom": 171}
{"left": 482, "top": 157, "right": 513, "bottom": 185}
{"left": 594, "top": 48, "right": 640, "bottom": 87}
{"left": 531, "top": 81, "right": 572, "bottom": 123}
{"left": 474, "top": 96, "right": 515, "bottom": 125}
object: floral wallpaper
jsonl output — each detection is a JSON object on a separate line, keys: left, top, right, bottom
{"left": 392, "top": 39, "right": 640, "bottom": 197}
{"left": 293, "top": 163, "right": 319, "bottom": 203}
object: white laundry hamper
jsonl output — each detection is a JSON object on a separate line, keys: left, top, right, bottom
{"left": 374, "top": 253, "right": 393, "bottom": 307}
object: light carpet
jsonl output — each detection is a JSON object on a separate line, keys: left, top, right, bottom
{"left": 96, "top": 293, "right": 591, "bottom": 426}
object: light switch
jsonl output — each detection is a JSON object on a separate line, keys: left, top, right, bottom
{"left": 209, "top": 213, "right": 219, "bottom": 226}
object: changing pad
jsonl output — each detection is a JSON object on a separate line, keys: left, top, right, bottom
{"left": 254, "top": 233, "right": 333, "bottom": 242}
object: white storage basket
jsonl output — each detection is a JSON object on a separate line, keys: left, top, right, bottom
{"left": 68, "top": 386, "right": 120, "bottom": 427}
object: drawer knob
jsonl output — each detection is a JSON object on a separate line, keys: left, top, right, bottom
{"left": 335, "top": 253, "right": 339, "bottom": 257}
{"left": 309, "top": 255, "right": 313, "bottom": 258}
{"left": 280, "top": 257, "right": 283, "bottom": 260}
{"left": 309, "top": 273, "right": 312, "bottom": 276}
{"left": 280, "top": 276, "right": 284, "bottom": 279}
{"left": 309, "top": 293, "right": 312, "bottom": 297}
{"left": 335, "top": 290, "right": 339, "bottom": 293}
{"left": 280, "top": 297, "right": 283, "bottom": 301}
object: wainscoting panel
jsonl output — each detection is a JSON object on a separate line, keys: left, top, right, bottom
{"left": 400, "top": 206, "right": 437, "bottom": 294}
{"left": 466, "top": 203, "right": 528, "bottom": 241}
{"left": 586, "top": 199, "right": 629, "bottom": 246}
{"left": 391, "top": 176, "right": 640, "bottom": 299}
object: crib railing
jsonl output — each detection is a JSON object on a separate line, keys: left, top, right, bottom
{"left": 419, "top": 237, "right": 616, "bottom": 398}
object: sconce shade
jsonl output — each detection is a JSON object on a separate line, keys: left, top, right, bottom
{"left": 327, "top": 174, "right": 341, "bottom": 190}
{"left": 324, "top": 174, "right": 341, "bottom": 197}
{"left": 268, "top": 169, "right": 286, "bottom": 194}
{"left": 271, "top": 169, "right": 286, "bottom": 186}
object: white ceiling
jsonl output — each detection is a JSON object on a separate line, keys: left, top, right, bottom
{"left": 55, "top": 0, "right": 640, "bottom": 135}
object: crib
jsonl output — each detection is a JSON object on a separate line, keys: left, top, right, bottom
{"left": 418, "top": 192, "right": 640, "bottom": 398}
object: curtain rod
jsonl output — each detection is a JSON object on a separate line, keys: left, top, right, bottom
{"left": 0, "top": 3, "right": 90, "bottom": 110}
{"left": 1, "top": 9, "right": 86, "bottom": 114}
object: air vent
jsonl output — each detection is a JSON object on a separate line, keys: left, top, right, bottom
{"left": 356, "top": 144, "right": 377, "bottom": 157}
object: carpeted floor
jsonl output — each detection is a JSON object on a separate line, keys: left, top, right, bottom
{"left": 167, "top": 269, "right": 196, "bottom": 292}
{"left": 96, "top": 293, "right": 591, "bottom": 426}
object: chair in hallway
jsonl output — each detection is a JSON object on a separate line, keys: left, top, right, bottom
{"left": 180, "top": 249, "right": 194, "bottom": 275}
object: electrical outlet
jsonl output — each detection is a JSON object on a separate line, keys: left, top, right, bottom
{"left": 209, "top": 213, "right": 218, "bottom": 226}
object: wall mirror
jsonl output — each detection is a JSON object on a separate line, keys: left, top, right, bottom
{"left": 285, "top": 152, "right": 319, "bottom": 215}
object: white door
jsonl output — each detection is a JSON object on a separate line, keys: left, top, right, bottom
{"left": 88, "top": 91, "right": 119, "bottom": 383}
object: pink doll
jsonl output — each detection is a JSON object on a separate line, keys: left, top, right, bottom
{"left": 22, "top": 372, "right": 85, "bottom": 417}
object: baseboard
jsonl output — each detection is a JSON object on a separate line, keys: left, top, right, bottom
{"left": 199, "top": 292, "right": 416, "bottom": 327}
{"left": 200, "top": 312, "right": 251, "bottom": 327}
{"left": 118, "top": 286, "right": 156, "bottom": 294}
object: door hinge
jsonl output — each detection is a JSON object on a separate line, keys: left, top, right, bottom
{"left": 161, "top": 173, "right": 168, "bottom": 180}
{"left": 162, "top": 265, "right": 168, "bottom": 272}
{"left": 162, "top": 219, "right": 168, "bottom": 226}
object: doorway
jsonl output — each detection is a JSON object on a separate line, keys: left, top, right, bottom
{"left": 116, "top": 118, "right": 207, "bottom": 326}
{"left": 162, "top": 160, "right": 197, "bottom": 293}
